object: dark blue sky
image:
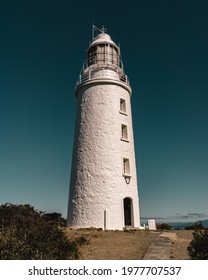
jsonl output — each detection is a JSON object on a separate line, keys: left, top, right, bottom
{"left": 0, "top": 0, "right": 208, "bottom": 222}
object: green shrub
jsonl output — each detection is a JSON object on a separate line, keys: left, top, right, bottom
{"left": 187, "top": 229, "right": 208, "bottom": 259}
{"left": 156, "top": 223, "right": 172, "bottom": 230}
{"left": 0, "top": 203, "right": 80, "bottom": 260}
{"left": 185, "top": 221, "right": 205, "bottom": 230}
{"left": 42, "top": 212, "right": 67, "bottom": 227}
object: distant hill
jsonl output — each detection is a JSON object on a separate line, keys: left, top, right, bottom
{"left": 170, "top": 219, "right": 208, "bottom": 229}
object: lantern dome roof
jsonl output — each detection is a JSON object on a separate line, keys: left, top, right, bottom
{"left": 89, "top": 32, "right": 118, "bottom": 49}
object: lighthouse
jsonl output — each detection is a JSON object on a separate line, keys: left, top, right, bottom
{"left": 67, "top": 26, "right": 140, "bottom": 230}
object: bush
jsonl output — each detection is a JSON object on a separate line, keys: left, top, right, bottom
{"left": 187, "top": 229, "right": 208, "bottom": 259}
{"left": 156, "top": 223, "right": 172, "bottom": 230}
{"left": 185, "top": 221, "right": 205, "bottom": 230}
{"left": 0, "top": 203, "right": 80, "bottom": 260}
{"left": 42, "top": 212, "right": 67, "bottom": 227}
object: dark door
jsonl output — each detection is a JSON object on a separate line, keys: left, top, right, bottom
{"left": 124, "top": 198, "right": 132, "bottom": 226}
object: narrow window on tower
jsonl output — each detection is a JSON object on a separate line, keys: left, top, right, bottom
{"left": 121, "top": 124, "right": 128, "bottom": 141}
{"left": 123, "top": 158, "right": 130, "bottom": 175}
{"left": 120, "top": 98, "right": 127, "bottom": 114}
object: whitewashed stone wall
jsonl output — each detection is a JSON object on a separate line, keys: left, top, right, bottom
{"left": 67, "top": 79, "right": 140, "bottom": 230}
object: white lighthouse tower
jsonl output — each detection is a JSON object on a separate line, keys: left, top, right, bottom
{"left": 67, "top": 26, "right": 140, "bottom": 230}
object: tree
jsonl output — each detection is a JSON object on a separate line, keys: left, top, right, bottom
{"left": 187, "top": 229, "right": 208, "bottom": 260}
{"left": 0, "top": 203, "right": 80, "bottom": 260}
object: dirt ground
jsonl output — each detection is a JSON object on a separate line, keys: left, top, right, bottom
{"left": 64, "top": 228, "right": 194, "bottom": 260}
{"left": 170, "top": 230, "right": 193, "bottom": 260}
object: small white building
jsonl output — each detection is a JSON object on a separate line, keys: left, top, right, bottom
{"left": 67, "top": 26, "right": 140, "bottom": 230}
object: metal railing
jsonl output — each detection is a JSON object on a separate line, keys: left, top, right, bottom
{"left": 76, "top": 59, "right": 130, "bottom": 87}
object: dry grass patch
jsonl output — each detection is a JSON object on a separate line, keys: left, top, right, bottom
{"left": 170, "top": 230, "right": 193, "bottom": 259}
{"left": 63, "top": 228, "right": 160, "bottom": 260}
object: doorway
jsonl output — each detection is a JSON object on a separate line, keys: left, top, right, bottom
{"left": 124, "top": 197, "right": 133, "bottom": 227}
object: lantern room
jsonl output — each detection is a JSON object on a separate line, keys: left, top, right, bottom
{"left": 87, "top": 32, "right": 120, "bottom": 67}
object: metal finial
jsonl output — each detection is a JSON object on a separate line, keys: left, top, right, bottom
{"left": 101, "top": 25, "right": 107, "bottom": 33}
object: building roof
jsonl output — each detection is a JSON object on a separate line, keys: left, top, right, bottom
{"left": 89, "top": 32, "right": 118, "bottom": 49}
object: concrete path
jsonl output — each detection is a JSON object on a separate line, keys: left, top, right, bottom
{"left": 143, "top": 232, "right": 176, "bottom": 260}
